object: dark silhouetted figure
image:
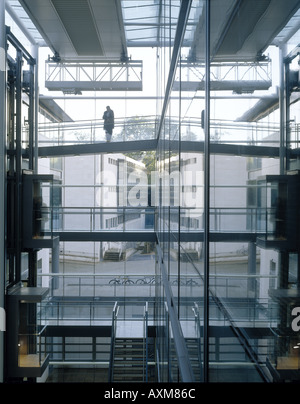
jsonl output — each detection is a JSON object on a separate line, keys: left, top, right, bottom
{"left": 102, "top": 106, "right": 114, "bottom": 142}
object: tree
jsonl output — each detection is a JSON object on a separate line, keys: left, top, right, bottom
{"left": 121, "top": 116, "right": 157, "bottom": 180}
{"left": 116, "top": 115, "right": 155, "bottom": 141}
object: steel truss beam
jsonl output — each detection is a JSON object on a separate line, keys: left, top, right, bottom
{"left": 45, "top": 60, "right": 143, "bottom": 93}
{"left": 173, "top": 61, "right": 272, "bottom": 93}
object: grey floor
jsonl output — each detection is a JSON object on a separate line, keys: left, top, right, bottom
{"left": 46, "top": 367, "right": 109, "bottom": 383}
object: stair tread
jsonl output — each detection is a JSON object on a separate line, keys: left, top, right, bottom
{"left": 114, "top": 359, "right": 144, "bottom": 363}
{"left": 112, "top": 337, "right": 150, "bottom": 382}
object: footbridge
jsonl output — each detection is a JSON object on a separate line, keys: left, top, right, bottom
{"left": 25, "top": 115, "right": 287, "bottom": 245}
{"left": 32, "top": 115, "right": 290, "bottom": 159}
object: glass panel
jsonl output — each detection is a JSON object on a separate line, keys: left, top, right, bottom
{"left": 121, "top": 1, "right": 180, "bottom": 44}
{"left": 206, "top": 1, "right": 279, "bottom": 384}
{"left": 18, "top": 302, "right": 47, "bottom": 368}
{"left": 39, "top": 241, "right": 156, "bottom": 299}
{"left": 154, "top": 0, "right": 206, "bottom": 382}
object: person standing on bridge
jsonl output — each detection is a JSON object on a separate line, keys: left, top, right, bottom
{"left": 102, "top": 106, "right": 114, "bottom": 142}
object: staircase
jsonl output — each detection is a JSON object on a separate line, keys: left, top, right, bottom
{"left": 104, "top": 249, "right": 123, "bottom": 261}
{"left": 186, "top": 338, "right": 202, "bottom": 381}
{"left": 112, "top": 337, "right": 146, "bottom": 382}
{"left": 169, "top": 338, "right": 202, "bottom": 382}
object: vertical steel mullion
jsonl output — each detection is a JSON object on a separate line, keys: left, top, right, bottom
{"left": 178, "top": 53, "right": 182, "bottom": 321}
{"left": 279, "top": 45, "right": 286, "bottom": 175}
{"left": 285, "top": 60, "right": 290, "bottom": 172}
{"left": 0, "top": 0, "right": 6, "bottom": 383}
{"left": 27, "top": 56, "right": 38, "bottom": 289}
{"left": 7, "top": 60, "right": 15, "bottom": 285}
{"left": 203, "top": 0, "right": 211, "bottom": 384}
{"left": 33, "top": 45, "right": 39, "bottom": 174}
{"left": 15, "top": 50, "right": 22, "bottom": 283}
{"left": 28, "top": 62, "right": 35, "bottom": 170}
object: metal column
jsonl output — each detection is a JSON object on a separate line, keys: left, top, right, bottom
{"left": 0, "top": 0, "right": 6, "bottom": 383}
{"left": 31, "top": 45, "right": 39, "bottom": 174}
{"left": 248, "top": 242, "right": 257, "bottom": 295}
{"left": 279, "top": 45, "right": 286, "bottom": 175}
{"left": 15, "top": 49, "right": 22, "bottom": 283}
{"left": 203, "top": 0, "right": 211, "bottom": 383}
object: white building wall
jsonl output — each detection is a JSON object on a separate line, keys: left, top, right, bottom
{"left": 210, "top": 154, "right": 248, "bottom": 257}
{"left": 61, "top": 153, "right": 146, "bottom": 261}
{"left": 37, "top": 134, "right": 51, "bottom": 287}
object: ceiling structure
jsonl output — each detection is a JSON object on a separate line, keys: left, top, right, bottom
{"left": 190, "top": 0, "right": 300, "bottom": 62}
{"left": 6, "top": 0, "right": 300, "bottom": 62}
{"left": 39, "top": 96, "right": 74, "bottom": 122}
{"left": 17, "top": 0, "right": 127, "bottom": 60}
{"left": 5, "top": 0, "right": 300, "bottom": 121}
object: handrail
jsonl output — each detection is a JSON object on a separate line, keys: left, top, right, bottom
{"left": 27, "top": 115, "right": 283, "bottom": 147}
{"left": 156, "top": 244, "right": 195, "bottom": 382}
{"left": 192, "top": 302, "right": 203, "bottom": 381}
{"left": 143, "top": 301, "right": 149, "bottom": 382}
{"left": 108, "top": 301, "right": 119, "bottom": 382}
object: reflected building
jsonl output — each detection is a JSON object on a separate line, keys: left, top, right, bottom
{"left": 1, "top": 0, "right": 300, "bottom": 384}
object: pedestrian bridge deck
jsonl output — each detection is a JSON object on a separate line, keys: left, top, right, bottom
{"left": 36, "top": 139, "right": 280, "bottom": 158}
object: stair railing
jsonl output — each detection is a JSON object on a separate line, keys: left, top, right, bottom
{"left": 192, "top": 302, "right": 203, "bottom": 381}
{"left": 109, "top": 301, "right": 119, "bottom": 382}
{"left": 143, "top": 301, "right": 149, "bottom": 381}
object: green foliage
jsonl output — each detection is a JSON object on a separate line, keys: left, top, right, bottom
{"left": 122, "top": 116, "right": 156, "bottom": 181}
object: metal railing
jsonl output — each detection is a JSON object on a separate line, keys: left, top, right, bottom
{"left": 50, "top": 206, "right": 155, "bottom": 232}
{"left": 42, "top": 204, "right": 276, "bottom": 234}
{"left": 191, "top": 302, "right": 203, "bottom": 381}
{"left": 108, "top": 301, "right": 119, "bottom": 382}
{"left": 23, "top": 115, "right": 283, "bottom": 147}
{"left": 143, "top": 302, "right": 149, "bottom": 382}
{"left": 37, "top": 115, "right": 158, "bottom": 146}
{"left": 108, "top": 301, "right": 150, "bottom": 382}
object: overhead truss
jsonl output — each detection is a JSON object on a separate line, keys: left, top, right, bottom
{"left": 173, "top": 60, "right": 272, "bottom": 93}
{"left": 45, "top": 60, "right": 143, "bottom": 93}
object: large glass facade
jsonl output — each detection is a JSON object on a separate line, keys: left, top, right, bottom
{"left": 153, "top": 0, "right": 300, "bottom": 383}
{"left": 154, "top": 0, "right": 206, "bottom": 382}
{"left": 3, "top": 0, "right": 300, "bottom": 384}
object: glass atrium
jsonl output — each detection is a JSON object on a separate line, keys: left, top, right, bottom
{"left": 1, "top": 0, "right": 300, "bottom": 384}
